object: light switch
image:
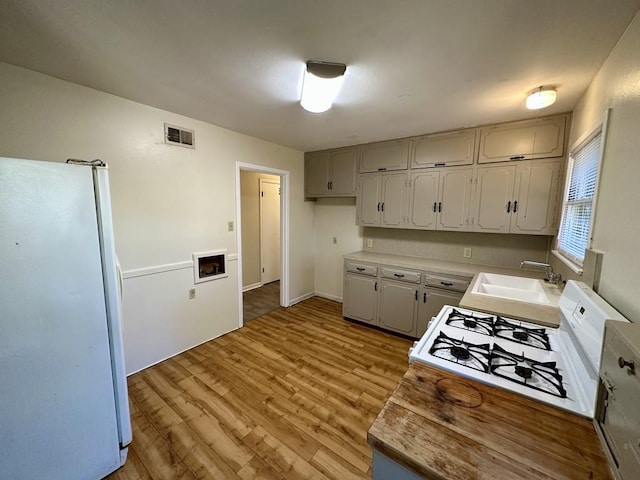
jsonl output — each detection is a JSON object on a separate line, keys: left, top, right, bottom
{"left": 189, "top": 288, "right": 196, "bottom": 299}
{"left": 228, "top": 221, "right": 234, "bottom": 232}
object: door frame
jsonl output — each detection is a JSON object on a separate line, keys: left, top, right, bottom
{"left": 235, "top": 162, "right": 290, "bottom": 328}
{"left": 259, "top": 178, "right": 281, "bottom": 285}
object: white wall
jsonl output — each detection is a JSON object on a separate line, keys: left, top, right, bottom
{"left": 553, "top": 11, "right": 640, "bottom": 322}
{"left": 0, "top": 62, "right": 314, "bottom": 373}
{"left": 313, "top": 198, "right": 363, "bottom": 301}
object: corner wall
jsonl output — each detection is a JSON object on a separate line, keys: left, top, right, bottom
{"left": 550, "top": 11, "right": 640, "bottom": 322}
{"left": 0, "top": 62, "right": 314, "bottom": 373}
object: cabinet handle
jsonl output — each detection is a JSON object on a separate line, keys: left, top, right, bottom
{"left": 374, "top": 282, "right": 378, "bottom": 291}
{"left": 618, "top": 356, "right": 635, "bottom": 374}
{"left": 423, "top": 292, "right": 427, "bottom": 303}
{"left": 415, "top": 290, "right": 418, "bottom": 301}
{"left": 506, "top": 200, "right": 511, "bottom": 213}
{"left": 433, "top": 202, "right": 437, "bottom": 212}
{"left": 440, "top": 281, "right": 453, "bottom": 287}
{"left": 377, "top": 167, "right": 387, "bottom": 171}
{"left": 513, "top": 200, "right": 518, "bottom": 213}
{"left": 356, "top": 267, "right": 365, "bottom": 272}
{"left": 510, "top": 155, "right": 525, "bottom": 161}
{"left": 434, "top": 162, "right": 445, "bottom": 167}
{"left": 381, "top": 202, "right": 385, "bottom": 212}
{"left": 438, "top": 202, "right": 442, "bottom": 213}
{"left": 394, "top": 273, "right": 405, "bottom": 278}
{"left": 377, "top": 202, "right": 381, "bottom": 211}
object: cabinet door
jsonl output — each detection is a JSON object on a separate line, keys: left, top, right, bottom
{"left": 510, "top": 159, "right": 561, "bottom": 235}
{"left": 379, "top": 280, "right": 418, "bottom": 336}
{"left": 357, "top": 174, "right": 382, "bottom": 226}
{"left": 329, "top": 148, "right": 358, "bottom": 196}
{"left": 437, "top": 167, "right": 474, "bottom": 231}
{"left": 416, "top": 288, "right": 463, "bottom": 338}
{"left": 305, "top": 152, "right": 331, "bottom": 197}
{"left": 380, "top": 173, "right": 408, "bottom": 228}
{"left": 343, "top": 274, "right": 378, "bottom": 325}
{"left": 478, "top": 115, "right": 566, "bottom": 163}
{"left": 408, "top": 171, "right": 439, "bottom": 229}
{"left": 471, "top": 165, "right": 516, "bottom": 233}
{"left": 360, "top": 139, "right": 410, "bottom": 173}
{"left": 412, "top": 129, "right": 477, "bottom": 169}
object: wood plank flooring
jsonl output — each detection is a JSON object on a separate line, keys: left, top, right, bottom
{"left": 107, "top": 297, "right": 412, "bottom": 480}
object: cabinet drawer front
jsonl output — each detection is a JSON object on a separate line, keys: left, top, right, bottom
{"left": 346, "top": 262, "right": 377, "bottom": 276}
{"left": 381, "top": 267, "right": 421, "bottom": 283}
{"left": 423, "top": 273, "right": 470, "bottom": 292}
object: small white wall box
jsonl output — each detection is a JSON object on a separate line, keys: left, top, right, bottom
{"left": 193, "top": 250, "right": 227, "bottom": 284}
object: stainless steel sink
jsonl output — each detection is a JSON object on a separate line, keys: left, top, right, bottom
{"left": 471, "top": 272, "right": 558, "bottom": 306}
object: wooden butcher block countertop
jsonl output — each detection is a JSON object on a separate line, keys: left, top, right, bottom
{"left": 368, "top": 363, "right": 612, "bottom": 480}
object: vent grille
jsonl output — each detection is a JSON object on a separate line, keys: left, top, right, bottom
{"left": 164, "top": 123, "right": 195, "bottom": 148}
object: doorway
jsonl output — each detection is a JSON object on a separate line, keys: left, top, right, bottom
{"left": 236, "top": 163, "right": 289, "bottom": 327}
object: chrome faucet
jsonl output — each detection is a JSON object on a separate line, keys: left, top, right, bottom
{"left": 520, "top": 260, "right": 562, "bottom": 284}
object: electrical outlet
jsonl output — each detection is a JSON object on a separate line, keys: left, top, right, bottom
{"left": 463, "top": 247, "right": 472, "bottom": 258}
{"left": 189, "top": 288, "right": 196, "bottom": 299}
{"left": 367, "top": 239, "right": 373, "bottom": 248}
{"left": 227, "top": 221, "right": 234, "bottom": 232}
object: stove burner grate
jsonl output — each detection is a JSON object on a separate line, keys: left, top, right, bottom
{"left": 445, "top": 309, "right": 495, "bottom": 336}
{"left": 429, "top": 332, "right": 491, "bottom": 373}
{"left": 494, "top": 317, "right": 551, "bottom": 351}
{"left": 489, "top": 344, "right": 567, "bottom": 398}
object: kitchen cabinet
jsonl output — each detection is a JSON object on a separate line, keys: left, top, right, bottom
{"left": 408, "top": 167, "right": 474, "bottom": 231}
{"left": 470, "top": 159, "right": 562, "bottom": 234}
{"left": 360, "top": 139, "right": 410, "bottom": 173}
{"left": 305, "top": 147, "right": 358, "bottom": 197}
{"left": 343, "top": 272, "right": 378, "bottom": 325}
{"left": 343, "top": 258, "right": 470, "bottom": 338}
{"left": 357, "top": 173, "right": 408, "bottom": 228}
{"left": 478, "top": 115, "right": 566, "bottom": 164}
{"left": 411, "top": 129, "right": 477, "bottom": 169}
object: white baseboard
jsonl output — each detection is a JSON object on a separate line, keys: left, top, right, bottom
{"left": 242, "top": 282, "right": 263, "bottom": 292}
{"left": 288, "top": 291, "right": 315, "bottom": 306}
{"left": 315, "top": 291, "right": 343, "bottom": 303}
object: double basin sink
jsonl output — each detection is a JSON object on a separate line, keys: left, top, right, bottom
{"left": 471, "top": 272, "right": 558, "bottom": 306}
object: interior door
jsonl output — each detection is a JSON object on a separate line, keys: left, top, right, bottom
{"left": 260, "top": 179, "right": 280, "bottom": 284}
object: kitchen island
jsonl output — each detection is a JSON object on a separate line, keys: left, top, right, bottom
{"left": 368, "top": 362, "right": 612, "bottom": 480}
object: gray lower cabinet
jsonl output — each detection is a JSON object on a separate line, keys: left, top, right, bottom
{"left": 378, "top": 280, "right": 419, "bottom": 335}
{"left": 416, "top": 287, "right": 464, "bottom": 338}
{"left": 343, "top": 273, "right": 378, "bottom": 325}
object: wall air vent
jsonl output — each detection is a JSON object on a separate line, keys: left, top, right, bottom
{"left": 164, "top": 123, "right": 195, "bottom": 148}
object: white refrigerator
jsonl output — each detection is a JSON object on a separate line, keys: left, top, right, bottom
{"left": 0, "top": 157, "right": 132, "bottom": 479}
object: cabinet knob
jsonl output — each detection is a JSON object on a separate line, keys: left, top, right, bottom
{"left": 618, "top": 356, "right": 635, "bottom": 374}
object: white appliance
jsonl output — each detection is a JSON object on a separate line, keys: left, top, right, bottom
{"left": 0, "top": 157, "right": 131, "bottom": 479}
{"left": 409, "top": 280, "right": 627, "bottom": 418}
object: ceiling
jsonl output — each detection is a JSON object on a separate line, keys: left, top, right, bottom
{"left": 1, "top": 1, "right": 639, "bottom": 152}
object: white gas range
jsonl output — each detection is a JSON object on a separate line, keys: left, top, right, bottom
{"left": 409, "top": 280, "right": 628, "bottom": 418}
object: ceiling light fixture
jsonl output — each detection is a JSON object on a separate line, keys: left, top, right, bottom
{"left": 526, "top": 86, "right": 557, "bottom": 110}
{"left": 300, "top": 61, "right": 346, "bottom": 113}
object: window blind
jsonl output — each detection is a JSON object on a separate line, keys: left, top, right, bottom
{"left": 557, "top": 132, "right": 602, "bottom": 265}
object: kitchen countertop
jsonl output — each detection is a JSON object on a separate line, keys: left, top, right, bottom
{"left": 344, "top": 252, "right": 562, "bottom": 328}
{"left": 368, "top": 362, "right": 613, "bottom": 480}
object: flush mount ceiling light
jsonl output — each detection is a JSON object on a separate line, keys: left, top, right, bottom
{"left": 526, "top": 86, "right": 557, "bottom": 110}
{"left": 300, "top": 60, "right": 347, "bottom": 113}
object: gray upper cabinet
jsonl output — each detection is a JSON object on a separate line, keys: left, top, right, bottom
{"left": 357, "top": 172, "right": 408, "bottom": 228}
{"left": 411, "top": 129, "right": 478, "bottom": 169}
{"left": 360, "top": 139, "right": 410, "bottom": 173}
{"left": 305, "top": 147, "right": 358, "bottom": 197}
{"left": 478, "top": 115, "right": 567, "bottom": 164}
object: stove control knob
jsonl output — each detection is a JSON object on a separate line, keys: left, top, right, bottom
{"left": 618, "top": 356, "right": 635, "bottom": 374}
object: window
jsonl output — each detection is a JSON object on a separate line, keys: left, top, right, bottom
{"left": 555, "top": 111, "right": 608, "bottom": 270}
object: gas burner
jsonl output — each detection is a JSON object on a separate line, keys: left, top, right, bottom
{"left": 494, "top": 317, "right": 551, "bottom": 351}
{"left": 445, "top": 309, "right": 495, "bottom": 337}
{"left": 429, "top": 332, "right": 490, "bottom": 373}
{"left": 489, "top": 344, "right": 567, "bottom": 398}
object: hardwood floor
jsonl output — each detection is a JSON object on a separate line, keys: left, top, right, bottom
{"left": 107, "top": 297, "right": 411, "bottom": 480}
{"left": 243, "top": 281, "right": 280, "bottom": 324}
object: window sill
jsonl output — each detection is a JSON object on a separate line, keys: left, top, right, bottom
{"left": 551, "top": 250, "right": 584, "bottom": 275}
